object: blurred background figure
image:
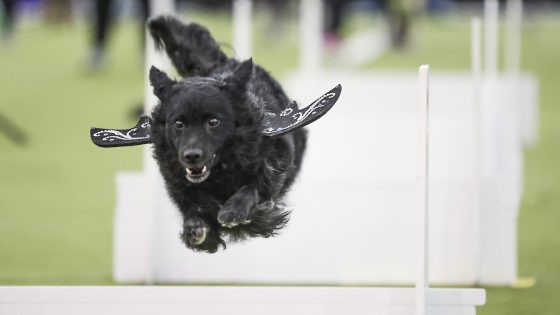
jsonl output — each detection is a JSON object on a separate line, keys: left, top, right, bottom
{"left": 89, "top": 0, "right": 150, "bottom": 71}
{"left": 256, "top": 0, "right": 290, "bottom": 38}
{"left": 44, "top": 0, "right": 72, "bottom": 24}
{"left": 324, "top": 0, "right": 414, "bottom": 50}
{"left": 0, "top": 0, "right": 16, "bottom": 42}
{"left": 87, "top": 0, "right": 244, "bottom": 71}
{"left": 324, "top": 0, "right": 348, "bottom": 47}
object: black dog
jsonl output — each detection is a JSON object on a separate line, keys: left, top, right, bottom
{"left": 146, "top": 16, "right": 307, "bottom": 253}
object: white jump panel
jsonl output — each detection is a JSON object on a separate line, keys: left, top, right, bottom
{"left": 113, "top": 70, "right": 537, "bottom": 286}
{"left": 0, "top": 286, "right": 485, "bottom": 315}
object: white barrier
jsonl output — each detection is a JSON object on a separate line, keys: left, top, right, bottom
{"left": 283, "top": 70, "right": 535, "bottom": 286}
{"left": 0, "top": 286, "right": 485, "bottom": 315}
{"left": 112, "top": 69, "right": 536, "bottom": 286}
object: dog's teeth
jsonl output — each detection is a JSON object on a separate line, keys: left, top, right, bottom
{"left": 202, "top": 165, "right": 207, "bottom": 173}
{"left": 186, "top": 168, "right": 192, "bottom": 175}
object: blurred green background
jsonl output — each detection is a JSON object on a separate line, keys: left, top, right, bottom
{"left": 1, "top": 3, "right": 559, "bottom": 314}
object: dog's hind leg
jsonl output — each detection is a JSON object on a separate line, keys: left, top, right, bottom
{"left": 147, "top": 16, "right": 228, "bottom": 77}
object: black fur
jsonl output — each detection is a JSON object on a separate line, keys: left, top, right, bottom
{"left": 147, "top": 16, "right": 307, "bottom": 253}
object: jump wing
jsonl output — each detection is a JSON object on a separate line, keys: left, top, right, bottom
{"left": 90, "top": 115, "right": 152, "bottom": 148}
{"left": 262, "top": 84, "right": 342, "bottom": 138}
{"left": 90, "top": 84, "right": 342, "bottom": 147}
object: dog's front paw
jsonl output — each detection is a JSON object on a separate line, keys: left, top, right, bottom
{"left": 218, "top": 185, "right": 258, "bottom": 228}
{"left": 181, "top": 217, "right": 209, "bottom": 247}
{"left": 217, "top": 207, "right": 251, "bottom": 228}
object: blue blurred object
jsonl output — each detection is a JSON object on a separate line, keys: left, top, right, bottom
{"left": 18, "top": 0, "right": 42, "bottom": 11}
{"left": 427, "top": 0, "right": 455, "bottom": 12}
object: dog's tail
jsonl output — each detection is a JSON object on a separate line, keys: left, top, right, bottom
{"left": 147, "top": 16, "right": 229, "bottom": 77}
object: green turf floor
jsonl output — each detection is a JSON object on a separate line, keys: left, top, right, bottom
{"left": 0, "top": 10, "right": 559, "bottom": 314}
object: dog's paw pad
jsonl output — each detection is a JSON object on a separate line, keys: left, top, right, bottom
{"left": 183, "top": 218, "right": 208, "bottom": 247}
{"left": 217, "top": 211, "right": 250, "bottom": 228}
{"left": 189, "top": 226, "right": 207, "bottom": 245}
{"left": 221, "top": 221, "right": 238, "bottom": 228}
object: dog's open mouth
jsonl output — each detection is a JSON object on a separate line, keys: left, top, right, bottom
{"left": 184, "top": 154, "right": 216, "bottom": 184}
{"left": 185, "top": 165, "right": 210, "bottom": 183}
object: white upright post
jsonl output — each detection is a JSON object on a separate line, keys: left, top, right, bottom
{"left": 416, "top": 65, "right": 430, "bottom": 315}
{"left": 471, "top": 17, "right": 483, "bottom": 284}
{"left": 505, "top": 0, "right": 522, "bottom": 74}
{"left": 484, "top": 0, "right": 499, "bottom": 77}
{"left": 233, "top": 0, "right": 253, "bottom": 60}
{"left": 145, "top": 0, "right": 174, "bottom": 115}
{"left": 472, "top": 18, "right": 482, "bottom": 87}
{"left": 143, "top": 0, "right": 175, "bottom": 284}
{"left": 299, "top": 0, "right": 323, "bottom": 74}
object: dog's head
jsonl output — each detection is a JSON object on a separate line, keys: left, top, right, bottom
{"left": 149, "top": 59, "right": 256, "bottom": 184}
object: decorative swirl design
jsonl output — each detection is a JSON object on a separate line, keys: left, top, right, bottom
{"left": 264, "top": 91, "right": 337, "bottom": 135}
{"left": 91, "top": 117, "right": 151, "bottom": 144}
{"left": 92, "top": 127, "right": 151, "bottom": 142}
{"left": 280, "top": 108, "right": 293, "bottom": 117}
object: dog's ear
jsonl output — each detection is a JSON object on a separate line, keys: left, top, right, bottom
{"left": 227, "top": 58, "right": 253, "bottom": 90}
{"left": 149, "top": 66, "right": 176, "bottom": 101}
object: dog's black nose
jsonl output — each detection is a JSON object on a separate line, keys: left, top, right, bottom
{"left": 183, "top": 149, "right": 203, "bottom": 163}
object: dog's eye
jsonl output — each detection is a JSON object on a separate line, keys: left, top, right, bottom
{"left": 174, "top": 121, "right": 184, "bottom": 129}
{"left": 208, "top": 117, "right": 220, "bottom": 127}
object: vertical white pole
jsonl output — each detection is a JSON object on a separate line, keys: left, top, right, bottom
{"left": 233, "top": 0, "right": 253, "bottom": 60}
{"left": 484, "top": 0, "right": 499, "bottom": 77}
{"left": 145, "top": 1, "right": 174, "bottom": 115}
{"left": 299, "top": 0, "right": 323, "bottom": 74}
{"left": 483, "top": 0, "right": 499, "bottom": 175}
{"left": 416, "top": 65, "right": 430, "bottom": 315}
{"left": 471, "top": 17, "right": 483, "bottom": 284}
{"left": 472, "top": 18, "right": 482, "bottom": 85}
{"left": 505, "top": 0, "right": 522, "bottom": 74}
{"left": 144, "top": 0, "right": 175, "bottom": 284}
